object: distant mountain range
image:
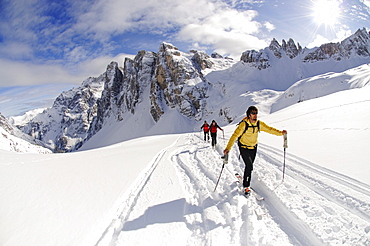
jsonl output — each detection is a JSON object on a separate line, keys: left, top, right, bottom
{"left": 2, "top": 28, "right": 370, "bottom": 153}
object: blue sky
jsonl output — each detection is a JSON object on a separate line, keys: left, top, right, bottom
{"left": 0, "top": 0, "right": 369, "bottom": 87}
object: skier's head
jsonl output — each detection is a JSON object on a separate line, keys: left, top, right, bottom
{"left": 246, "top": 106, "right": 258, "bottom": 118}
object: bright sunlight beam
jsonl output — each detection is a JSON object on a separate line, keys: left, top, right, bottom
{"left": 312, "top": 0, "right": 341, "bottom": 26}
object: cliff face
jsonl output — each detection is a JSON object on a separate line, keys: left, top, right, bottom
{"left": 150, "top": 43, "right": 209, "bottom": 122}
{"left": 15, "top": 43, "right": 218, "bottom": 152}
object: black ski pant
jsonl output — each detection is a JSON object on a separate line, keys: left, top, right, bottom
{"left": 203, "top": 131, "right": 210, "bottom": 141}
{"left": 210, "top": 132, "right": 217, "bottom": 146}
{"left": 239, "top": 146, "right": 257, "bottom": 188}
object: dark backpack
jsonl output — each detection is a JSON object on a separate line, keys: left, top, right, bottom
{"left": 237, "top": 120, "right": 260, "bottom": 148}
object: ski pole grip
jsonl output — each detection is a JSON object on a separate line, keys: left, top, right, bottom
{"left": 221, "top": 154, "right": 229, "bottom": 164}
{"left": 283, "top": 133, "right": 288, "bottom": 148}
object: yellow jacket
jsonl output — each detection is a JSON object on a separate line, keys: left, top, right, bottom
{"left": 225, "top": 117, "right": 283, "bottom": 150}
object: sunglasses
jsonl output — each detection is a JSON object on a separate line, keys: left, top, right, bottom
{"left": 250, "top": 112, "right": 258, "bottom": 115}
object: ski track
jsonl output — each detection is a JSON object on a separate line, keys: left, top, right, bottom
{"left": 171, "top": 134, "right": 293, "bottom": 245}
{"left": 256, "top": 144, "right": 370, "bottom": 245}
{"left": 94, "top": 137, "right": 180, "bottom": 246}
{"left": 98, "top": 133, "right": 370, "bottom": 246}
{"left": 258, "top": 144, "right": 370, "bottom": 221}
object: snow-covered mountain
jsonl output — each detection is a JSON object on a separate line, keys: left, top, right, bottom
{"left": 9, "top": 28, "right": 370, "bottom": 153}
{"left": 0, "top": 113, "right": 51, "bottom": 153}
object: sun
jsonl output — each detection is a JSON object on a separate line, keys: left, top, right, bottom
{"left": 312, "top": 0, "right": 341, "bottom": 26}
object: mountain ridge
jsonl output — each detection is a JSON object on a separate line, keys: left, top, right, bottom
{"left": 4, "top": 28, "right": 370, "bottom": 152}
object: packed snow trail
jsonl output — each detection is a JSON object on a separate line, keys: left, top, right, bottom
{"left": 98, "top": 133, "right": 370, "bottom": 246}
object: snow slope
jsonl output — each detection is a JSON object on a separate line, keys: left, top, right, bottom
{"left": 0, "top": 126, "right": 51, "bottom": 153}
{"left": 1, "top": 83, "right": 369, "bottom": 245}
{"left": 0, "top": 135, "right": 180, "bottom": 245}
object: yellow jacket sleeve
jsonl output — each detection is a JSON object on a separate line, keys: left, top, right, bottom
{"left": 259, "top": 120, "right": 284, "bottom": 136}
{"left": 225, "top": 121, "right": 247, "bottom": 151}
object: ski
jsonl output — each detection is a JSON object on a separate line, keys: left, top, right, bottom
{"left": 234, "top": 173, "right": 264, "bottom": 200}
{"left": 250, "top": 187, "right": 265, "bottom": 201}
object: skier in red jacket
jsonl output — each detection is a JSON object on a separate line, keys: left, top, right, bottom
{"left": 200, "top": 121, "right": 210, "bottom": 141}
{"left": 209, "top": 120, "right": 223, "bottom": 148}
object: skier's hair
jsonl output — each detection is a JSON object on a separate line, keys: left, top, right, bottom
{"left": 246, "top": 106, "right": 258, "bottom": 117}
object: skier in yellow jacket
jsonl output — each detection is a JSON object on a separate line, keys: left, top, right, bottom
{"left": 223, "top": 106, "right": 287, "bottom": 195}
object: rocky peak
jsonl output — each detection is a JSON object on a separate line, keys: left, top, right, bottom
{"left": 303, "top": 27, "right": 370, "bottom": 62}
{"left": 159, "top": 42, "right": 181, "bottom": 56}
{"left": 269, "top": 38, "right": 282, "bottom": 58}
{"left": 93, "top": 51, "right": 157, "bottom": 131}
{"left": 242, "top": 37, "right": 302, "bottom": 69}
{"left": 268, "top": 38, "right": 302, "bottom": 59}
{"left": 150, "top": 43, "right": 209, "bottom": 121}
{"left": 17, "top": 75, "right": 105, "bottom": 152}
{"left": 191, "top": 50, "right": 213, "bottom": 71}
{"left": 240, "top": 49, "right": 270, "bottom": 70}
{"left": 341, "top": 27, "right": 370, "bottom": 56}
{"left": 211, "top": 52, "right": 223, "bottom": 58}
{"left": 282, "top": 38, "right": 301, "bottom": 59}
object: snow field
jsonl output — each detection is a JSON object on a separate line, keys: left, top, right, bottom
{"left": 1, "top": 75, "right": 370, "bottom": 245}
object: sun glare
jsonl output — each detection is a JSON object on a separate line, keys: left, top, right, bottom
{"left": 312, "top": 0, "right": 340, "bottom": 26}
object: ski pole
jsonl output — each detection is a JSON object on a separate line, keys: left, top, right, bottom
{"left": 282, "top": 133, "right": 288, "bottom": 181}
{"left": 214, "top": 154, "right": 228, "bottom": 192}
{"left": 273, "top": 133, "right": 288, "bottom": 191}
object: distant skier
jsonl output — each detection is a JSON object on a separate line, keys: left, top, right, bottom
{"left": 210, "top": 120, "right": 223, "bottom": 148}
{"left": 223, "top": 106, "right": 287, "bottom": 196}
{"left": 200, "top": 121, "right": 210, "bottom": 141}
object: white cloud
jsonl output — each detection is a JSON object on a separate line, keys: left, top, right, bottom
{"left": 334, "top": 27, "right": 353, "bottom": 41}
{"left": 73, "top": 0, "right": 218, "bottom": 39}
{"left": 1, "top": 0, "right": 268, "bottom": 68}
{"left": 50, "top": 0, "right": 268, "bottom": 61}
{"left": 0, "top": 53, "right": 135, "bottom": 87}
{"left": 307, "top": 34, "right": 331, "bottom": 48}
{"left": 306, "top": 27, "right": 353, "bottom": 48}
{"left": 264, "top": 22, "right": 275, "bottom": 32}
{"left": 0, "top": 42, "right": 34, "bottom": 59}
{"left": 178, "top": 9, "right": 267, "bottom": 58}
{"left": 0, "top": 59, "right": 84, "bottom": 86}
{"left": 76, "top": 53, "right": 136, "bottom": 77}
